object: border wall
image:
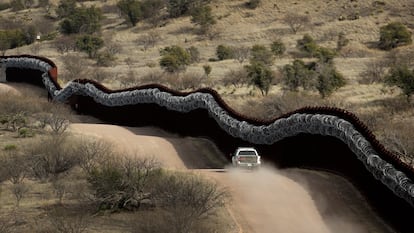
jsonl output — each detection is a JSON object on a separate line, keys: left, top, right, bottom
{"left": 1, "top": 55, "right": 414, "bottom": 232}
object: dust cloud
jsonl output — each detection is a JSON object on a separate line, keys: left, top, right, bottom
{"left": 225, "top": 165, "right": 384, "bottom": 233}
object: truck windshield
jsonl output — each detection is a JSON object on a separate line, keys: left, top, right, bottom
{"left": 239, "top": 150, "right": 257, "bottom": 156}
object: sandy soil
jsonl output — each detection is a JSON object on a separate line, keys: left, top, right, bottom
{"left": 69, "top": 123, "right": 394, "bottom": 233}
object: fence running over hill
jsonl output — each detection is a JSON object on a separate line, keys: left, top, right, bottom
{"left": 1, "top": 55, "right": 414, "bottom": 232}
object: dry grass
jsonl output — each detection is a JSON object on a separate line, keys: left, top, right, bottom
{"left": 1, "top": 0, "right": 414, "bottom": 230}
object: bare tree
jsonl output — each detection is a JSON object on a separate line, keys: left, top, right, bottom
{"left": 76, "top": 138, "right": 114, "bottom": 174}
{"left": 156, "top": 172, "right": 227, "bottom": 233}
{"left": 222, "top": 68, "right": 250, "bottom": 87}
{"left": 11, "top": 183, "right": 29, "bottom": 207}
{"left": 233, "top": 46, "right": 250, "bottom": 64}
{"left": 87, "top": 155, "right": 161, "bottom": 211}
{"left": 61, "top": 55, "right": 89, "bottom": 82}
{"left": 54, "top": 36, "right": 76, "bottom": 54}
{"left": 0, "top": 150, "right": 28, "bottom": 184}
{"left": 136, "top": 31, "right": 161, "bottom": 51}
{"left": 27, "top": 135, "right": 80, "bottom": 181}
{"left": 283, "top": 13, "right": 310, "bottom": 34}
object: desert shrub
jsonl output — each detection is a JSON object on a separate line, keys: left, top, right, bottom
{"left": 203, "top": 64, "right": 212, "bottom": 77}
{"left": 56, "top": 0, "right": 77, "bottom": 19}
{"left": 60, "top": 6, "right": 103, "bottom": 34}
{"left": 75, "top": 35, "right": 104, "bottom": 58}
{"left": 379, "top": 22, "right": 412, "bottom": 50}
{"left": 283, "top": 13, "right": 310, "bottom": 34}
{"left": 359, "top": 59, "right": 387, "bottom": 84}
{"left": 11, "top": 182, "right": 29, "bottom": 207}
{"left": 178, "top": 72, "right": 205, "bottom": 90}
{"left": 0, "top": 27, "right": 37, "bottom": 54}
{"left": 48, "top": 206, "right": 89, "bottom": 233}
{"left": 167, "top": 0, "right": 211, "bottom": 18}
{"left": 245, "top": 0, "right": 261, "bottom": 9}
{"left": 216, "top": 45, "right": 234, "bottom": 60}
{"left": 250, "top": 44, "right": 274, "bottom": 65}
{"left": 190, "top": 5, "right": 216, "bottom": 34}
{"left": 117, "top": 0, "right": 142, "bottom": 26}
{"left": 296, "top": 34, "right": 319, "bottom": 57}
{"left": 155, "top": 172, "right": 227, "bottom": 233}
{"left": 233, "top": 46, "right": 250, "bottom": 63}
{"left": 54, "top": 35, "right": 77, "bottom": 54}
{"left": 297, "top": 34, "right": 337, "bottom": 62}
{"left": 245, "top": 62, "right": 274, "bottom": 95}
{"left": 316, "top": 64, "right": 346, "bottom": 98}
{"left": 383, "top": 64, "right": 414, "bottom": 102}
{"left": 141, "top": 0, "right": 166, "bottom": 20}
{"left": 186, "top": 46, "right": 200, "bottom": 63}
{"left": 159, "top": 45, "right": 191, "bottom": 73}
{"left": 0, "top": 151, "right": 29, "bottom": 184}
{"left": 222, "top": 68, "right": 250, "bottom": 87}
{"left": 96, "top": 50, "right": 116, "bottom": 67}
{"left": 270, "top": 39, "right": 286, "bottom": 57}
{"left": 26, "top": 135, "right": 81, "bottom": 180}
{"left": 282, "top": 59, "right": 316, "bottom": 91}
{"left": 137, "top": 31, "right": 160, "bottom": 51}
{"left": 87, "top": 156, "right": 161, "bottom": 211}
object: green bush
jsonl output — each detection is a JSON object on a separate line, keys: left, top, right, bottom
{"left": 159, "top": 45, "right": 191, "bottom": 73}
{"left": 250, "top": 44, "right": 274, "bottom": 65}
{"left": 296, "top": 34, "right": 319, "bottom": 57}
{"left": 245, "top": 62, "right": 274, "bottom": 95}
{"left": 190, "top": 5, "right": 216, "bottom": 33}
{"left": 316, "top": 64, "right": 346, "bottom": 98}
{"left": 379, "top": 22, "right": 412, "bottom": 50}
{"left": 10, "top": 0, "right": 25, "bottom": 11}
{"left": 117, "top": 0, "right": 142, "bottom": 26}
{"left": 75, "top": 35, "right": 104, "bottom": 58}
{"left": 60, "top": 6, "right": 103, "bottom": 34}
{"left": 270, "top": 39, "right": 286, "bottom": 57}
{"left": 167, "top": 0, "right": 211, "bottom": 18}
{"left": 282, "top": 59, "right": 316, "bottom": 91}
{"left": 216, "top": 45, "right": 234, "bottom": 60}
{"left": 203, "top": 64, "right": 212, "bottom": 77}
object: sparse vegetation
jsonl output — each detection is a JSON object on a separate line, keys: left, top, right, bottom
{"left": 159, "top": 45, "right": 191, "bottom": 73}
{"left": 75, "top": 35, "right": 104, "bottom": 58}
{"left": 117, "top": 0, "right": 143, "bottom": 27}
{"left": 216, "top": 44, "right": 234, "bottom": 60}
{"left": 384, "top": 64, "right": 414, "bottom": 102}
{"left": 379, "top": 22, "right": 412, "bottom": 50}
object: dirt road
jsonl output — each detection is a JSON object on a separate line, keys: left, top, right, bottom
{"left": 69, "top": 123, "right": 394, "bottom": 233}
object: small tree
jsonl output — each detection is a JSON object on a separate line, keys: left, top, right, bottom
{"left": 384, "top": 65, "right": 414, "bottom": 102}
{"left": 186, "top": 46, "right": 200, "bottom": 63}
{"left": 245, "top": 62, "right": 274, "bottom": 95}
{"left": 159, "top": 45, "right": 191, "bottom": 73}
{"left": 76, "top": 35, "right": 104, "bottom": 58}
{"left": 216, "top": 44, "right": 234, "bottom": 60}
{"left": 270, "top": 39, "right": 286, "bottom": 57}
{"left": 250, "top": 44, "right": 274, "bottom": 65}
{"left": 190, "top": 5, "right": 216, "bottom": 34}
{"left": 282, "top": 59, "right": 316, "bottom": 91}
{"left": 117, "top": 0, "right": 142, "bottom": 27}
{"left": 296, "top": 34, "right": 319, "bottom": 57}
{"left": 60, "top": 6, "right": 103, "bottom": 34}
{"left": 316, "top": 64, "right": 346, "bottom": 98}
{"left": 379, "top": 22, "right": 412, "bottom": 50}
{"left": 283, "top": 13, "right": 310, "bottom": 34}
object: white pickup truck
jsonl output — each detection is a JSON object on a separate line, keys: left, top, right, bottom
{"left": 231, "top": 147, "right": 261, "bottom": 169}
